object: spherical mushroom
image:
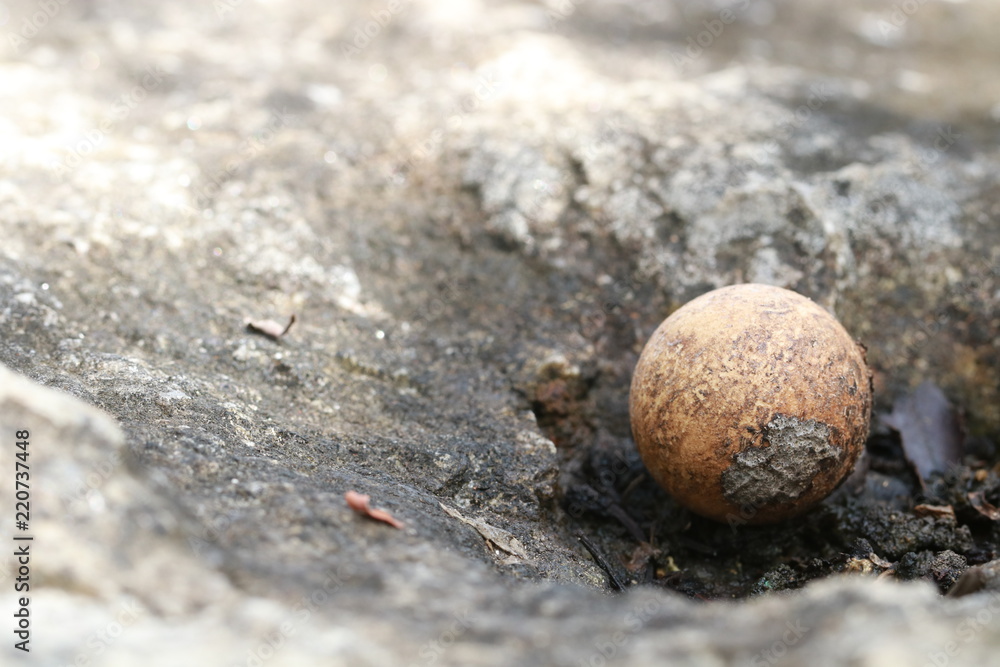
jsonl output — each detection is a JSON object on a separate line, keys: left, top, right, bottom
{"left": 629, "top": 283, "right": 872, "bottom": 524}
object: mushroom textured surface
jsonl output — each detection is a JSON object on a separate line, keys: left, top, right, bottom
{"left": 629, "top": 283, "right": 872, "bottom": 524}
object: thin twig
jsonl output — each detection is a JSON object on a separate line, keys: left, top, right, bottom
{"left": 578, "top": 534, "right": 626, "bottom": 592}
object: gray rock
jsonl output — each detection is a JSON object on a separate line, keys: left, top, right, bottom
{"left": 1, "top": 0, "right": 999, "bottom": 665}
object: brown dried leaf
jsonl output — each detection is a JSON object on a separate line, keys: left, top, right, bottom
{"left": 246, "top": 313, "right": 296, "bottom": 340}
{"left": 948, "top": 560, "right": 1000, "bottom": 597}
{"left": 345, "top": 490, "right": 404, "bottom": 529}
{"left": 913, "top": 504, "right": 956, "bottom": 520}
{"left": 967, "top": 491, "right": 1000, "bottom": 521}
{"left": 882, "top": 381, "right": 964, "bottom": 488}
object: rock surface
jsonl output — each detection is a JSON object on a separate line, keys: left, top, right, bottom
{"left": 1, "top": 0, "right": 999, "bottom": 665}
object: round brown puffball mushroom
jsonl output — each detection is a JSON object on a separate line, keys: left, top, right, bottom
{"left": 629, "top": 283, "right": 872, "bottom": 525}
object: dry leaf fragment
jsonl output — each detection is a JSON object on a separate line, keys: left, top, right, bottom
{"left": 967, "top": 491, "right": 1000, "bottom": 521}
{"left": 623, "top": 542, "right": 660, "bottom": 574}
{"left": 246, "top": 313, "right": 297, "bottom": 340}
{"left": 439, "top": 503, "right": 528, "bottom": 560}
{"left": 882, "top": 381, "right": 964, "bottom": 488}
{"left": 948, "top": 560, "right": 1000, "bottom": 597}
{"left": 913, "top": 504, "right": 957, "bottom": 520}
{"left": 345, "top": 490, "right": 404, "bottom": 529}
{"left": 844, "top": 551, "right": 894, "bottom": 576}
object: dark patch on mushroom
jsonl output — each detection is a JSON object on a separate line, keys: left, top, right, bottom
{"left": 721, "top": 414, "right": 841, "bottom": 509}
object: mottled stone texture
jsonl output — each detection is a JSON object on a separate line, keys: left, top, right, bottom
{"left": 1, "top": 0, "right": 999, "bottom": 665}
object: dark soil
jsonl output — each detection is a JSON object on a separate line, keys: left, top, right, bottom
{"left": 542, "top": 373, "right": 999, "bottom": 600}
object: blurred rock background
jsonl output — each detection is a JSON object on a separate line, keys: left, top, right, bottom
{"left": 0, "top": 0, "right": 998, "bottom": 665}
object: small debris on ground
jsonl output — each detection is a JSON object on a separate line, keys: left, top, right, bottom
{"left": 842, "top": 538, "right": 894, "bottom": 577}
{"left": 967, "top": 491, "right": 1000, "bottom": 521}
{"left": 623, "top": 542, "right": 660, "bottom": 574}
{"left": 948, "top": 559, "right": 1000, "bottom": 597}
{"left": 345, "top": 490, "right": 405, "bottom": 529}
{"left": 913, "top": 504, "right": 957, "bottom": 520}
{"left": 246, "top": 314, "right": 297, "bottom": 340}
{"left": 578, "top": 534, "right": 626, "bottom": 591}
{"left": 440, "top": 503, "right": 528, "bottom": 559}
